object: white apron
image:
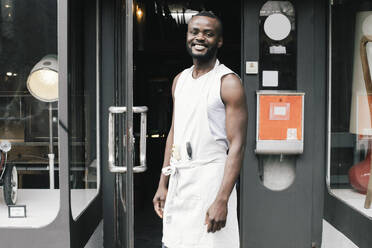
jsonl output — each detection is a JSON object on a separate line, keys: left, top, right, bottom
{"left": 162, "top": 60, "right": 240, "bottom": 248}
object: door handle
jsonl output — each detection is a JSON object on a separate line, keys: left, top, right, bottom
{"left": 108, "top": 106, "right": 148, "bottom": 173}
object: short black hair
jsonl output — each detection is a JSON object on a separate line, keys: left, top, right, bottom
{"left": 192, "top": 11, "right": 223, "bottom": 36}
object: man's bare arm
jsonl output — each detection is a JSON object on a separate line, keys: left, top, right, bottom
{"left": 205, "top": 73, "right": 247, "bottom": 232}
{"left": 153, "top": 73, "right": 181, "bottom": 218}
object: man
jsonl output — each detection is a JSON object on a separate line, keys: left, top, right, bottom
{"left": 153, "top": 11, "right": 247, "bottom": 248}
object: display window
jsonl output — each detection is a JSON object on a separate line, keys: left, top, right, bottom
{"left": 328, "top": 0, "right": 372, "bottom": 217}
{"left": 68, "top": 1, "right": 100, "bottom": 220}
{"left": 0, "top": 0, "right": 60, "bottom": 227}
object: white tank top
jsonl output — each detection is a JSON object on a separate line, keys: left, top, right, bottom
{"left": 174, "top": 60, "right": 237, "bottom": 150}
{"left": 163, "top": 59, "right": 240, "bottom": 248}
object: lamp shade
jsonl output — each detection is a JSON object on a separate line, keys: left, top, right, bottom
{"left": 26, "top": 55, "right": 58, "bottom": 102}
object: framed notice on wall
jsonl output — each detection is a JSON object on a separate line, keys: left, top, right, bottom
{"left": 256, "top": 91, "right": 305, "bottom": 154}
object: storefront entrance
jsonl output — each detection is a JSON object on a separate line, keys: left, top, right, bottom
{"left": 101, "top": 0, "right": 327, "bottom": 248}
{"left": 0, "top": 0, "right": 350, "bottom": 247}
{"left": 101, "top": 0, "right": 241, "bottom": 247}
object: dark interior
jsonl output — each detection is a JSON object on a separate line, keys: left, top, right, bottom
{"left": 0, "top": 0, "right": 59, "bottom": 188}
{"left": 131, "top": 0, "right": 241, "bottom": 246}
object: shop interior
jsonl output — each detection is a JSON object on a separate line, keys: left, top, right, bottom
{"left": 0, "top": 0, "right": 60, "bottom": 227}
{"left": 0, "top": 0, "right": 99, "bottom": 227}
{"left": 329, "top": 0, "right": 372, "bottom": 217}
{"left": 130, "top": 0, "right": 240, "bottom": 246}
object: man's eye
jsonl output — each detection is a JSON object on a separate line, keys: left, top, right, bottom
{"left": 205, "top": 32, "right": 214, "bottom": 37}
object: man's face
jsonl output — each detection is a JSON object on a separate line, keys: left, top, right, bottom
{"left": 186, "top": 16, "right": 223, "bottom": 61}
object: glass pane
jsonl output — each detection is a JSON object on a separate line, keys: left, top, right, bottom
{"left": 0, "top": 0, "right": 59, "bottom": 227}
{"left": 118, "top": 0, "right": 130, "bottom": 244}
{"left": 69, "top": 0, "right": 99, "bottom": 220}
{"left": 329, "top": 0, "right": 372, "bottom": 217}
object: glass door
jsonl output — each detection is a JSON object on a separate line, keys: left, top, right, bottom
{"left": 107, "top": 0, "right": 148, "bottom": 247}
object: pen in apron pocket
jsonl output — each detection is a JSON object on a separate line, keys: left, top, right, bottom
{"left": 186, "top": 142, "right": 192, "bottom": 160}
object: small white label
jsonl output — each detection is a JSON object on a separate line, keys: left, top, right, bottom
{"left": 246, "top": 61, "right": 258, "bottom": 74}
{"left": 287, "top": 128, "right": 297, "bottom": 140}
{"left": 274, "top": 106, "right": 287, "bottom": 116}
{"left": 9, "top": 205, "right": 26, "bottom": 218}
{"left": 262, "top": 70, "right": 278, "bottom": 87}
{"left": 269, "top": 45, "right": 286, "bottom": 54}
{"left": 269, "top": 103, "right": 290, "bottom": 120}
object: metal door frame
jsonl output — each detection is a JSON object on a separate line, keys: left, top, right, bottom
{"left": 101, "top": 0, "right": 138, "bottom": 247}
{"left": 125, "top": 0, "right": 135, "bottom": 246}
{"left": 69, "top": 0, "right": 103, "bottom": 246}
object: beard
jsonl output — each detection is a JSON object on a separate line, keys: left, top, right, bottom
{"left": 186, "top": 43, "right": 218, "bottom": 62}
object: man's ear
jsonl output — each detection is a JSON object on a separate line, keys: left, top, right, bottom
{"left": 218, "top": 36, "right": 223, "bottom": 48}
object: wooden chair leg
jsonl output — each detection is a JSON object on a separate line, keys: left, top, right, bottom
{"left": 364, "top": 150, "right": 372, "bottom": 208}
{"left": 360, "top": 35, "right": 372, "bottom": 208}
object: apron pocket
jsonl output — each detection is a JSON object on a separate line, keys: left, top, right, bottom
{"left": 178, "top": 195, "right": 205, "bottom": 246}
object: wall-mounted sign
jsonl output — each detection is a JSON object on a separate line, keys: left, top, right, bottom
{"left": 246, "top": 61, "right": 258, "bottom": 74}
{"left": 262, "top": 70, "right": 279, "bottom": 87}
{"left": 256, "top": 91, "right": 305, "bottom": 154}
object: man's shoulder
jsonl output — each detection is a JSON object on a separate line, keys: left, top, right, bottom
{"left": 220, "top": 68, "right": 244, "bottom": 102}
{"left": 221, "top": 73, "right": 241, "bottom": 83}
{"left": 219, "top": 66, "right": 241, "bottom": 86}
{"left": 217, "top": 63, "right": 240, "bottom": 80}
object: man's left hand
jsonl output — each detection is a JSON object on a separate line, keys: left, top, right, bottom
{"left": 205, "top": 199, "right": 228, "bottom": 233}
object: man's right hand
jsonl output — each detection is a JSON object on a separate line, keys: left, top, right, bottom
{"left": 153, "top": 186, "right": 168, "bottom": 218}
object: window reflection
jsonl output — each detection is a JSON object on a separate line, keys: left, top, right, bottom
{"left": 69, "top": 0, "right": 99, "bottom": 220}
{"left": 0, "top": 0, "right": 59, "bottom": 227}
{"left": 329, "top": 0, "right": 372, "bottom": 216}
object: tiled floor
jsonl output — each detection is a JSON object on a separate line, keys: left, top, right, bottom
{"left": 321, "top": 220, "right": 358, "bottom": 248}
{"left": 85, "top": 221, "right": 103, "bottom": 248}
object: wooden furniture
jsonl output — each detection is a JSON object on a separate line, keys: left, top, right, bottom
{"left": 360, "top": 35, "right": 372, "bottom": 208}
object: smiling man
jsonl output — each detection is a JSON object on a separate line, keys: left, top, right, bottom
{"left": 153, "top": 11, "right": 247, "bottom": 248}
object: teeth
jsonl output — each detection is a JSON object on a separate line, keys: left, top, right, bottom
{"left": 194, "top": 45, "right": 205, "bottom": 50}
